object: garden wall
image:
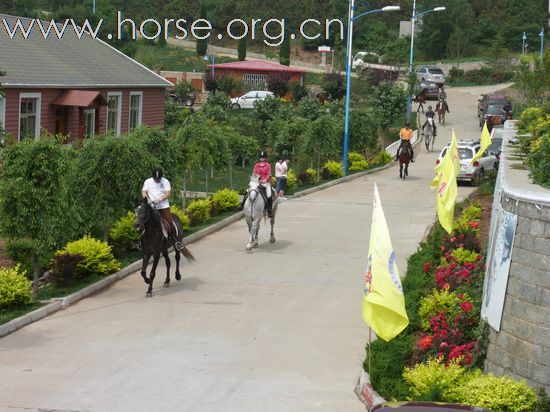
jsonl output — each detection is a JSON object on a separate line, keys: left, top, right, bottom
{"left": 483, "top": 122, "right": 550, "bottom": 393}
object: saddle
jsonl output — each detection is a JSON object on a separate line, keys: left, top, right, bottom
{"left": 159, "top": 218, "right": 180, "bottom": 239}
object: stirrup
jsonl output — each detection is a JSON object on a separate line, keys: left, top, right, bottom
{"left": 174, "top": 241, "right": 183, "bottom": 251}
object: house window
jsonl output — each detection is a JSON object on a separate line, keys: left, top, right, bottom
{"left": 107, "top": 92, "right": 122, "bottom": 135}
{"left": 84, "top": 108, "right": 95, "bottom": 137}
{"left": 129, "top": 92, "right": 142, "bottom": 131}
{"left": 19, "top": 93, "right": 41, "bottom": 141}
{"left": 243, "top": 74, "right": 268, "bottom": 89}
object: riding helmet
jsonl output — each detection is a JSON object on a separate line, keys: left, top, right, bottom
{"left": 428, "top": 105, "right": 432, "bottom": 110}
{"left": 152, "top": 167, "right": 163, "bottom": 180}
{"left": 259, "top": 151, "right": 268, "bottom": 159}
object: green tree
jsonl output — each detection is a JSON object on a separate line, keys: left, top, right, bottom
{"left": 238, "top": 37, "right": 247, "bottom": 61}
{"left": 0, "top": 137, "right": 75, "bottom": 297}
{"left": 349, "top": 108, "right": 382, "bottom": 153}
{"left": 196, "top": 4, "right": 208, "bottom": 57}
{"left": 289, "top": 81, "right": 308, "bottom": 103}
{"left": 71, "top": 135, "right": 154, "bottom": 241}
{"left": 302, "top": 113, "right": 342, "bottom": 179}
{"left": 514, "top": 51, "right": 550, "bottom": 106}
{"left": 225, "top": 127, "right": 259, "bottom": 186}
{"left": 0, "top": 70, "right": 5, "bottom": 143}
{"left": 321, "top": 72, "right": 346, "bottom": 101}
{"left": 279, "top": 28, "right": 291, "bottom": 66}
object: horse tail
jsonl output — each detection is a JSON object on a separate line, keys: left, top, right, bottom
{"left": 180, "top": 245, "right": 195, "bottom": 261}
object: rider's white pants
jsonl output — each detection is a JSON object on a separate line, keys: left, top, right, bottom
{"left": 261, "top": 182, "right": 272, "bottom": 198}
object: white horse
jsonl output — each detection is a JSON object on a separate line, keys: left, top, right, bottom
{"left": 423, "top": 117, "right": 435, "bottom": 153}
{"left": 244, "top": 174, "right": 278, "bottom": 251}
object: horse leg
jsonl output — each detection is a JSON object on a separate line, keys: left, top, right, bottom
{"left": 146, "top": 254, "right": 160, "bottom": 297}
{"left": 174, "top": 249, "right": 181, "bottom": 281}
{"left": 405, "top": 163, "right": 409, "bottom": 177}
{"left": 269, "top": 212, "right": 276, "bottom": 244}
{"left": 399, "top": 163, "right": 403, "bottom": 179}
{"left": 162, "top": 248, "right": 171, "bottom": 287}
{"left": 252, "top": 217, "right": 260, "bottom": 248}
{"left": 141, "top": 254, "right": 151, "bottom": 284}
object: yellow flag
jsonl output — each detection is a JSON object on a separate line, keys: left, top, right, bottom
{"left": 362, "top": 184, "right": 409, "bottom": 342}
{"left": 430, "top": 130, "right": 459, "bottom": 234}
{"left": 472, "top": 122, "right": 492, "bottom": 163}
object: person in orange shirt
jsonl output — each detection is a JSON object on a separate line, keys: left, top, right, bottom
{"left": 395, "top": 122, "right": 414, "bottom": 162}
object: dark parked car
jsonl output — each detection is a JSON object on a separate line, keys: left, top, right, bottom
{"left": 372, "top": 402, "right": 490, "bottom": 412}
{"left": 482, "top": 105, "right": 506, "bottom": 131}
{"left": 416, "top": 81, "right": 440, "bottom": 100}
{"left": 478, "top": 94, "right": 511, "bottom": 126}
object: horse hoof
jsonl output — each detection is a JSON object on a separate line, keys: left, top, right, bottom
{"left": 163, "top": 283, "right": 169, "bottom": 288}
{"left": 269, "top": 237, "right": 275, "bottom": 243}
{"left": 175, "top": 273, "right": 181, "bottom": 281}
{"left": 146, "top": 292, "right": 152, "bottom": 298}
{"left": 246, "top": 244, "right": 252, "bottom": 251}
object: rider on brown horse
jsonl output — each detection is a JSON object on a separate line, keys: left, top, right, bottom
{"left": 395, "top": 122, "right": 414, "bottom": 162}
{"left": 436, "top": 86, "right": 450, "bottom": 113}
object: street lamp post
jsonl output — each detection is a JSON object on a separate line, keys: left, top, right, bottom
{"left": 406, "top": 5, "right": 446, "bottom": 123}
{"left": 342, "top": 4, "right": 400, "bottom": 175}
{"left": 540, "top": 28, "right": 545, "bottom": 64}
{"left": 522, "top": 32, "right": 527, "bottom": 55}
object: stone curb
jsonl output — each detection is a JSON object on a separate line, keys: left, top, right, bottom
{"left": 0, "top": 162, "right": 394, "bottom": 339}
{"left": 355, "top": 369, "right": 387, "bottom": 410}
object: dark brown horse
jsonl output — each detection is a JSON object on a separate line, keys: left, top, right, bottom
{"left": 437, "top": 101, "right": 446, "bottom": 125}
{"left": 415, "top": 89, "right": 427, "bottom": 113}
{"left": 134, "top": 199, "right": 194, "bottom": 297}
{"left": 398, "top": 140, "right": 412, "bottom": 180}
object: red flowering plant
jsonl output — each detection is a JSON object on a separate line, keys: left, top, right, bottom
{"left": 434, "top": 250, "right": 485, "bottom": 297}
{"left": 414, "top": 288, "right": 480, "bottom": 367}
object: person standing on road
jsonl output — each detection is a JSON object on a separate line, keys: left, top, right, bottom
{"left": 275, "top": 157, "right": 289, "bottom": 201}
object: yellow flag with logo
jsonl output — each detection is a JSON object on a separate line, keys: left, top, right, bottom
{"left": 472, "top": 122, "right": 492, "bottom": 163}
{"left": 362, "top": 184, "right": 409, "bottom": 342}
{"left": 430, "top": 130, "right": 460, "bottom": 234}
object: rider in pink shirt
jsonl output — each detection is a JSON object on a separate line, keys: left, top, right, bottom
{"left": 252, "top": 151, "right": 273, "bottom": 217}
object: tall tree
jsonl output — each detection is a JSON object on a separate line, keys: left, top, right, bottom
{"left": 302, "top": 113, "right": 341, "bottom": 179}
{"left": 279, "top": 28, "right": 291, "bottom": 66}
{"left": 0, "top": 138, "right": 75, "bottom": 297}
{"left": 196, "top": 3, "right": 208, "bottom": 57}
{"left": 238, "top": 37, "right": 247, "bottom": 61}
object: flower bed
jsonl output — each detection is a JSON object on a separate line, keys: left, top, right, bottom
{"left": 364, "top": 198, "right": 546, "bottom": 410}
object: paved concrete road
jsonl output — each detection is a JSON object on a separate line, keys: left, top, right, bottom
{"left": 0, "top": 85, "right": 509, "bottom": 412}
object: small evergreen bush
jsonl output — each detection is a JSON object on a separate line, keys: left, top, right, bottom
{"left": 446, "top": 371, "right": 537, "bottom": 412}
{"left": 323, "top": 160, "right": 344, "bottom": 178}
{"left": 348, "top": 151, "right": 366, "bottom": 164}
{"left": 0, "top": 265, "right": 32, "bottom": 308}
{"left": 186, "top": 199, "right": 211, "bottom": 225}
{"left": 109, "top": 211, "right": 139, "bottom": 251}
{"left": 55, "top": 235, "right": 120, "bottom": 278}
{"left": 286, "top": 169, "right": 298, "bottom": 193}
{"left": 170, "top": 205, "right": 190, "bottom": 230}
{"left": 350, "top": 159, "right": 369, "bottom": 171}
{"left": 418, "top": 289, "right": 472, "bottom": 331}
{"left": 211, "top": 189, "right": 240, "bottom": 212}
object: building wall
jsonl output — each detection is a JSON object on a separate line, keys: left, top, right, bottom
{"left": 2, "top": 87, "right": 165, "bottom": 140}
{"left": 484, "top": 128, "right": 550, "bottom": 394}
{"left": 213, "top": 69, "right": 304, "bottom": 98}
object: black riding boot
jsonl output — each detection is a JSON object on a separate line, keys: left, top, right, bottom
{"left": 266, "top": 196, "right": 273, "bottom": 218}
{"left": 445, "top": 102, "right": 450, "bottom": 113}
{"left": 171, "top": 233, "right": 183, "bottom": 251}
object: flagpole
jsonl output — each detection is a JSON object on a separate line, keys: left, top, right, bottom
{"left": 368, "top": 328, "right": 372, "bottom": 374}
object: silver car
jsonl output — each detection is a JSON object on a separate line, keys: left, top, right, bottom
{"left": 415, "top": 65, "right": 446, "bottom": 85}
{"left": 436, "top": 140, "right": 498, "bottom": 186}
{"left": 230, "top": 91, "right": 274, "bottom": 109}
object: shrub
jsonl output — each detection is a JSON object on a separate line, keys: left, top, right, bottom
{"left": 370, "top": 151, "right": 393, "bottom": 166}
{"left": 403, "top": 357, "right": 467, "bottom": 401}
{"left": 55, "top": 235, "right": 120, "bottom": 278}
{"left": 298, "top": 168, "right": 317, "bottom": 185}
{"left": 323, "top": 160, "right": 344, "bottom": 178}
{"left": 51, "top": 253, "right": 84, "bottom": 286}
{"left": 170, "top": 205, "right": 190, "bottom": 230}
{"left": 0, "top": 265, "right": 32, "bottom": 307}
{"left": 448, "top": 248, "right": 481, "bottom": 265}
{"left": 321, "top": 167, "right": 332, "bottom": 180}
{"left": 348, "top": 151, "right": 366, "bottom": 164}
{"left": 446, "top": 371, "right": 537, "bottom": 412}
{"left": 418, "top": 289, "right": 472, "bottom": 331}
{"left": 186, "top": 198, "right": 211, "bottom": 225}
{"left": 109, "top": 211, "right": 139, "bottom": 251}
{"left": 211, "top": 188, "right": 240, "bottom": 212}
{"left": 5, "top": 238, "right": 35, "bottom": 279}
{"left": 350, "top": 159, "right": 369, "bottom": 171}
{"left": 286, "top": 169, "right": 298, "bottom": 193}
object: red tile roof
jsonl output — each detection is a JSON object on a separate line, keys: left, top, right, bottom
{"left": 207, "top": 60, "right": 306, "bottom": 73}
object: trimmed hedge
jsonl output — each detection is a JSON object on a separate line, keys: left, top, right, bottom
{"left": 0, "top": 265, "right": 32, "bottom": 308}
